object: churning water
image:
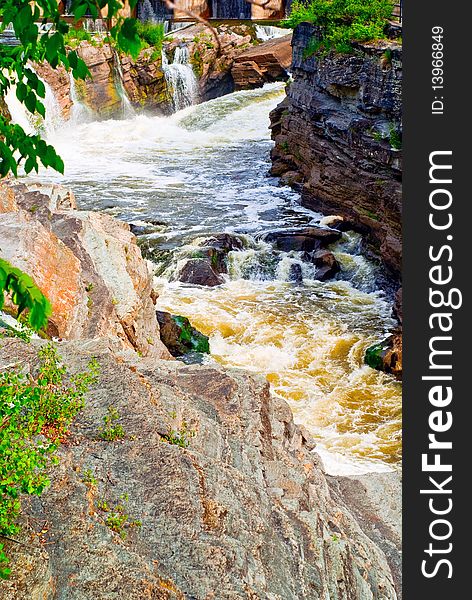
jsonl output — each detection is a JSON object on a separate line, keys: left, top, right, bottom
{"left": 16, "top": 82, "right": 401, "bottom": 474}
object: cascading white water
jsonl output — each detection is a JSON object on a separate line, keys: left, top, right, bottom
{"left": 162, "top": 46, "right": 198, "bottom": 112}
{"left": 255, "top": 25, "right": 290, "bottom": 41}
{"left": 31, "top": 83, "right": 401, "bottom": 475}
{"left": 69, "top": 72, "right": 93, "bottom": 123}
{"left": 4, "top": 70, "right": 63, "bottom": 136}
{"left": 112, "top": 51, "right": 135, "bottom": 119}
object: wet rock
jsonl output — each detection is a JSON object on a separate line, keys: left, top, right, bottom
{"left": 311, "top": 249, "right": 340, "bottom": 281}
{"left": 0, "top": 337, "right": 399, "bottom": 599}
{"left": 264, "top": 226, "right": 341, "bottom": 252}
{"left": 175, "top": 258, "right": 225, "bottom": 287}
{"left": 365, "top": 333, "right": 402, "bottom": 379}
{"left": 0, "top": 180, "right": 170, "bottom": 359}
{"left": 287, "top": 262, "right": 303, "bottom": 283}
{"left": 196, "top": 232, "right": 245, "bottom": 273}
{"left": 232, "top": 34, "right": 292, "bottom": 90}
{"left": 157, "top": 311, "right": 210, "bottom": 357}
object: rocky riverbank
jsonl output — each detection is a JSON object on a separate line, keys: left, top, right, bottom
{"left": 0, "top": 182, "right": 401, "bottom": 599}
{"left": 270, "top": 23, "right": 403, "bottom": 377}
{"left": 270, "top": 23, "right": 402, "bottom": 279}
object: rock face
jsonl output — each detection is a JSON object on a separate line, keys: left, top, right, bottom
{"left": 270, "top": 23, "right": 402, "bottom": 278}
{"left": 35, "top": 63, "right": 74, "bottom": 119}
{"left": 0, "top": 180, "right": 169, "bottom": 358}
{"left": 0, "top": 337, "right": 400, "bottom": 599}
{"left": 231, "top": 34, "right": 292, "bottom": 90}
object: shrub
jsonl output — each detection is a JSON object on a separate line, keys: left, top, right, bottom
{"left": 98, "top": 406, "right": 125, "bottom": 441}
{"left": 285, "top": 0, "right": 394, "bottom": 53}
{"left": 136, "top": 21, "right": 165, "bottom": 51}
{"left": 0, "top": 344, "right": 99, "bottom": 578}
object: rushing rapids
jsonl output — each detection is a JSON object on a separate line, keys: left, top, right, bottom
{"left": 9, "top": 81, "right": 401, "bottom": 474}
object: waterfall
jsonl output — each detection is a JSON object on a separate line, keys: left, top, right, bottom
{"left": 69, "top": 72, "right": 94, "bottom": 123}
{"left": 255, "top": 25, "right": 290, "bottom": 41}
{"left": 162, "top": 46, "right": 198, "bottom": 112}
{"left": 112, "top": 51, "right": 135, "bottom": 119}
{"left": 4, "top": 71, "right": 63, "bottom": 136}
{"left": 211, "top": 0, "right": 252, "bottom": 19}
{"left": 137, "top": 0, "right": 172, "bottom": 22}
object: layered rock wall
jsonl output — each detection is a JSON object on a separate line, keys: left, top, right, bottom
{"left": 270, "top": 24, "right": 402, "bottom": 277}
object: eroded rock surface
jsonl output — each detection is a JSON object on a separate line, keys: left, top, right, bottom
{"left": 0, "top": 337, "right": 400, "bottom": 600}
{"left": 0, "top": 180, "right": 169, "bottom": 358}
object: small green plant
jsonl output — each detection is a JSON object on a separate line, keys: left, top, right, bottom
{"left": 0, "top": 344, "right": 99, "bottom": 578}
{"left": 136, "top": 21, "right": 165, "bottom": 51}
{"left": 388, "top": 124, "right": 402, "bottom": 150}
{"left": 81, "top": 469, "right": 98, "bottom": 486}
{"left": 162, "top": 418, "right": 196, "bottom": 449}
{"left": 63, "top": 27, "right": 93, "bottom": 49}
{"left": 98, "top": 493, "right": 141, "bottom": 539}
{"left": 99, "top": 406, "right": 126, "bottom": 441}
{"left": 280, "top": 140, "right": 290, "bottom": 152}
{"left": 285, "top": 0, "right": 394, "bottom": 53}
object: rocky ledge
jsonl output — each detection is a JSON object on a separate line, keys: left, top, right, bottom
{"left": 0, "top": 336, "right": 401, "bottom": 599}
{"left": 270, "top": 23, "right": 402, "bottom": 279}
{"left": 0, "top": 180, "right": 169, "bottom": 358}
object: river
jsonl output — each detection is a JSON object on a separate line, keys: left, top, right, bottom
{"left": 12, "top": 80, "right": 401, "bottom": 475}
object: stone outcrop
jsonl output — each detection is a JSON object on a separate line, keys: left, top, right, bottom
{"left": 270, "top": 23, "right": 402, "bottom": 278}
{"left": 0, "top": 336, "right": 400, "bottom": 599}
{"left": 231, "top": 34, "right": 292, "bottom": 90}
{"left": 35, "top": 63, "right": 74, "bottom": 119}
{"left": 0, "top": 180, "right": 169, "bottom": 358}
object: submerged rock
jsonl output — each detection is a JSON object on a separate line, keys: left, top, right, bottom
{"left": 157, "top": 311, "right": 210, "bottom": 357}
{"left": 263, "top": 226, "right": 341, "bottom": 252}
{"left": 288, "top": 262, "right": 303, "bottom": 283}
{"left": 311, "top": 249, "right": 340, "bottom": 281}
{"left": 175, "top": 258, "right": 225, "bottom": 287}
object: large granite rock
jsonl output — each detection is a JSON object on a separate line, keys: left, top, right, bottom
{"left": 270, "top": 23, "right": 402, "bottom": 278}
{"left": 0, "top": 180, "right": 169, "bottom": 358}
{"left": 0, "top": 337, "right": 400, "bottom": 599}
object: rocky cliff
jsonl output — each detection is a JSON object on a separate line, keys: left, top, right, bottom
{"left": 270, "top": 23, "right": 402, "bottom": 278}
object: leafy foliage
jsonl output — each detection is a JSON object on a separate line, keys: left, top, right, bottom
{"left": 136, "top": 21, "right": 165, "bottom": 50}
{"left": 0, "top": 258, "right": 51, "bottom": 331}
{"left": 285, "top": 0, "right": 394, "bottom": 53}
{"left": 0, "top": 0, "right": 141, "bottom": 178}
{"left": 0, "top": 344, "right": 99, "bottom": 578}
{"left": 98, "top": 405, "right": 125, "bottom": 441}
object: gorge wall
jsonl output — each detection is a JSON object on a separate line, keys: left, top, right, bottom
{"left": 270, "top": 23, "right": 402, "bottom": 279}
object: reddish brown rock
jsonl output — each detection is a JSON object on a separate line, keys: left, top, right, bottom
{"left": 0, "top": 180, "right": 170, "bottom": 358}
{"left": 232, "top": 34, "right": 292, "bottom": 90}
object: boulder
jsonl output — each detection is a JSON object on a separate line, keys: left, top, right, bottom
{"left": 156, "top": 311, "right": 210, "bottom": 357}
{"left": 263, "top": 226, "right": 341, "bottom": 252}
{"left": 288, "top": 262, "right": 303, "bottom": 282}
{"left": 231, "top": 34, "right": 293, "bottom": 90}
{"left": 175, "top": 258, "right": 225, "bottom": 287}
{"left": 196, "top": 232, "right": 245, "bottom": 273}
{"left": 0, "top": 180, "right": 169, "bottom": 358}
{"left": 311, "top": 249, "right": 340, "bottom": 281}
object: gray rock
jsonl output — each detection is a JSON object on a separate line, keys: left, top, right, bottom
{"left": 0, "top": 337, "right": 400, "bottom": 600}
